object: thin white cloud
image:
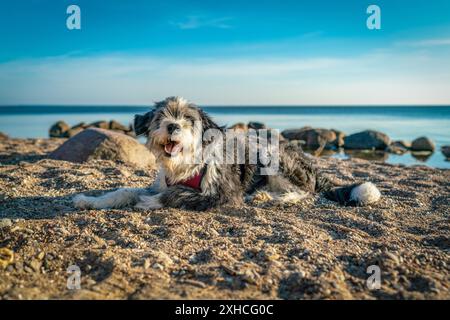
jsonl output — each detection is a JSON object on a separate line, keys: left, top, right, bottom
{"left": 0, "top": 50, "right": 449, "bottom": 105}
{"left": 170, "top": 15, "right": 233, "bottom": 30}
{"left": 397, "top": 38, "right": 450, "bottom": 47}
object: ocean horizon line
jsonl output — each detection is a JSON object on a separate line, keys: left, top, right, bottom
{"left": 1, "top": 104, "right": 450, "bottom": 108}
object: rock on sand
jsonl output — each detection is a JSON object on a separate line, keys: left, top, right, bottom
{"left": 49, "top": 128, "right": 155, "bottom": 168}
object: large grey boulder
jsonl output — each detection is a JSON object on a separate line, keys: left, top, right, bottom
{"left": 411, "top": 137, "right": 435, "bottom": 152}
{"left": 49, "top": 128, "right": 155, "bottom": 168}
{"left": 344, "top": 130, "right": 390, "bottom": 150}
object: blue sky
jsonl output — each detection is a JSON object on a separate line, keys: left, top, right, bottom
{"left": 1, "top": 0, "right": 450, "bottom": 105}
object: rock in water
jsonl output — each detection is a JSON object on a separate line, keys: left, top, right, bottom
{"left": 109, "top": 120, "right": 130, "bottom": 132}
{"left": 89, "top": 121, "right": 109, "bottom": 129}
{"left": 229, "top": 122, "right": 248, "bottom": 132}
{"left": 344, "top": 130, "right": 390, "bottom": 150}
{"left": 281, "top": 128, "right": 336, "bottom": 149}
{"left": 49, "top": 128, "right": 156, "bottom": 168}
{"left": 248, "top": 121, "right": 267, "bottom": 130}
{"left": 49, "top": 121, "right": 70, "bottom": 138}
{"left": 387, "top": 141, "right": 410, "bottom": 154}
{"left": 393, "top": 140, "right": 411, "bottom": 149}
{"left": 441, "top": 145, "right": 450, "bottom": 158}
{"left": 411, "top": 137, "right": 435, "bottom": 152}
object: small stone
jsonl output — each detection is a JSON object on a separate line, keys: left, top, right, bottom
{"left": 152, "top": 262, "right": 164, "bottom": 270}
{"left": 209, "top": 229, "right": 220, "bottom": 237}
{"left": 188, "top": 254, "right": 198, "bottom": 264}
{"left": 143, "top": 259, "right": 151, "bottom": 269}
{"left": 27, "top": 260, "right": 42, "bottom": 273}
{"left": 37, "top": 251, "right": 45, "bottom": 260}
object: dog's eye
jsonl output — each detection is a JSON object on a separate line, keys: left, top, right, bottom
{"left": 185, "top": 116, "right": 195, "bottom": 125}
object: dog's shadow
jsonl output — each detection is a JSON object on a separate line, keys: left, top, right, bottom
{"left": 0, "top": 188, "right": 134, "bottom": 220}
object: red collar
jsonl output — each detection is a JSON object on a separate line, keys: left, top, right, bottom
{"left": 166, "top": 168, "right": 205, "bottom": 191}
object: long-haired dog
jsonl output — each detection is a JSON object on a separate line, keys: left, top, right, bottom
{"left": 73, "top": 96, "right": 380, "bottom": 211}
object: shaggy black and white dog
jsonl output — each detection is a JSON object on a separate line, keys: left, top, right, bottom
{"left": 73, "top": 97, "right": 380, "bottom": 211}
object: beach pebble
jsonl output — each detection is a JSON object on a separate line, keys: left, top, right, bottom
{"left": 152, "top": 262, "right": 164, "bottom": 270}
{"left": 27, "top": 259, "right": 42, "bottom": 273}
{"left": 411, "top": 137, "right": 435, "bottom": 152}
{"left": 143, "top": 259, "right": 151, "bottom": 269}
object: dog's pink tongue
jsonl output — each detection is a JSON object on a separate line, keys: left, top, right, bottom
{"left": 164, "top": 142, "right": 175, "bottom": 153}
{"left": 165, "top": 142, "right": 181, "bottom": 155}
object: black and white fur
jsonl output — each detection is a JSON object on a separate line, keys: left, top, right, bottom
{"left": 73, "top": 97, "right": 380, "bottom": 211}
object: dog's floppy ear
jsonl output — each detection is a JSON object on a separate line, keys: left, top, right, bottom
{"left": 133, "top": 110, "right": 154, "bottom": 136}
{"left": 198, "top": 108, "right": 222, "bottom": 133}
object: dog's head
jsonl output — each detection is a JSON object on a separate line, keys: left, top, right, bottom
{"left": 134, "top": 96, "right": 221, "bottom": 167}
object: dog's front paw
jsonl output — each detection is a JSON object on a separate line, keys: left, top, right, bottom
{"left": 73, "top": 194, "right": 92, "bottom": 209}
{"left": 135, "top": 194, "right": 163, "bottom": 210}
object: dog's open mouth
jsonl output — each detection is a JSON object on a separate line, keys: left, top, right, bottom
{"left": 163, "top": 141, "right": 183, "bottom": 156}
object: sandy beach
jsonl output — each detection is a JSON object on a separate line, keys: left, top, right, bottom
{"left": 0, "top": 137, "right": 449, "bottom": 299}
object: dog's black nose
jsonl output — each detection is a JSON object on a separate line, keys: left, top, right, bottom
{"left": 167, "top": 123, "right": 180, "bottom": 134}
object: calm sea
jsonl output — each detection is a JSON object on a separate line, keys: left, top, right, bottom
{"left": 0, "top": 106, "right": 449, "bottom": 169}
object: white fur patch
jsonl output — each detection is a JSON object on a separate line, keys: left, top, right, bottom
{"left": 73, "top": 188, "right": 143, "bottom": 209}
{"left": 135, "top": 194, "right": 163, "bottom": 210}
{"left": 73, "top": 194, "right": 93, "bottom": 209}
{"left": 277, "top": 191, "right": 308, "bottom": 204}
{"left": 248, "top": 190, "right": 308, "bottom": 204}
{"left": 350, "top": 182, "right": 381, "bottom": 205}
